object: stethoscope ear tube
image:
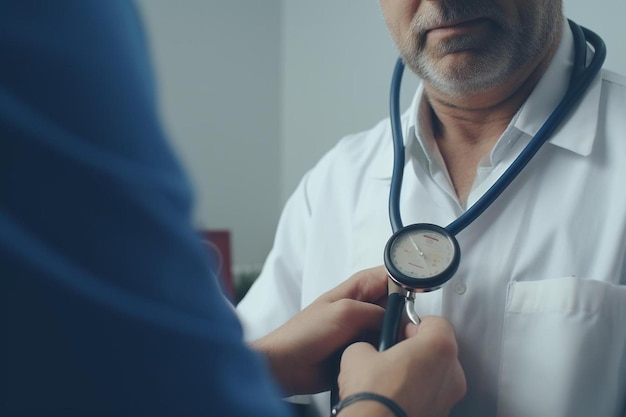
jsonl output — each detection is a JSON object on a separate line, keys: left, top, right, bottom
{"left": 388, "top": 58, "right": 406, "bottom": 234}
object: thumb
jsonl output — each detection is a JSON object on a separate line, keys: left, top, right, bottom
{"left": 404, "top": 322, "right": 419, "bottom": 338}
{"left": 341, "top": 341, "right": 378, "bottom": 368}
{"left": 340, "top": 341, "right": 382, "bottom": 376}
{"left": 338, "top": 341, "right": 380, "bottom": 397}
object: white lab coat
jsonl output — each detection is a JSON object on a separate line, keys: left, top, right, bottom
{"left": 238, "top": 20, "right": 626, "bottom": 417}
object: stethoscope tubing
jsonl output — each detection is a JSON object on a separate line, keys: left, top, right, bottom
{"left": 378, "top": 292, "right": 405, "bottom": 351}
{"left": 444, "top": 21, "right": 605, "bottom": 236}
{"left": 388, "top": 58, "right": 408, "bottom": 234}
{"left": 380, "top": 20, "right": 605, "bottom": 351}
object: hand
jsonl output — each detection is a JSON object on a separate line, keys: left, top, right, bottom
{"left": 337, "top": 317, "right": 466, "bottom": 417}
{"left": 252, "top": 266, "right": 388, "bottom": 395}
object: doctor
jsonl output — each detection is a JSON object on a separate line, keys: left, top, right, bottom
{"left": 238, "top": 0, "right": 626, "bottom": 416}
{"left": 2, "top": 1, "right": 468, "bottom": 416}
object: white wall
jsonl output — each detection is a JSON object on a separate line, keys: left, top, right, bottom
{"left": 137, "top": 0, "right": 282, "bottom": 268}
{"left": 281, "top": 1, "right": 420, "bottom": 200}
{"left": 564, "top": 0, "right": 626, "bottom": 75}
{"left": 138, "top": 0, "right": 624, "bottom": 268}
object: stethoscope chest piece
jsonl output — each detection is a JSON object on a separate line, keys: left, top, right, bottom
{"left": 384, "top": 223, "right": 460, "bottom": 292}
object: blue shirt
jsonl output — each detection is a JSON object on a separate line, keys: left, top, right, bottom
{"left": 0, "top": 1, "right": 291, "bottom": 415}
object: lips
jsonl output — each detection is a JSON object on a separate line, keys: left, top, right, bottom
{"left": 426, "top": 17, "right": 489, "bottom": 33}
{"left": 422, "top": 17, "right": 495, "bottom": 44}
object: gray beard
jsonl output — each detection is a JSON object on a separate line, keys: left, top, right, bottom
{"left": 398, "top": 0, "right": 562, "bottom": 97}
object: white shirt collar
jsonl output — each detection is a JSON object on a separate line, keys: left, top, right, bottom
{"left": 514, "top": 18, "right": 603, "bottom": 156}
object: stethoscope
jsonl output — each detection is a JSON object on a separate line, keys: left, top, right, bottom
{"left": 378, "top": 20, "right": 606, "bottom": 351}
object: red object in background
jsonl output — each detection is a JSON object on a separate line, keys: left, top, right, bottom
{"left": 200, "top": 230, "right": 234, "bottom": 301}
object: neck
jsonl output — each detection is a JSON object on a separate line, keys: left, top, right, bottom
{"left": 424, "top": 36, "right": 562, "bottom": 205}
{"left": 427, "top": 40, "right": 560, "bottom": 145}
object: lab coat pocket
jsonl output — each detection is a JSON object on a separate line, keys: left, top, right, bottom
{"left": 498, "top": 277, "right": 626, "bottom": 417}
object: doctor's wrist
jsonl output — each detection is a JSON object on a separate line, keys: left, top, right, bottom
{"left": 251, "top": 337, "right": 295, "bottom": 395}
{"left": 331, "top": 392, "right": 407, "bottom": 417}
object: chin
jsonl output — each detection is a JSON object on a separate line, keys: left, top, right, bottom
{"left": 412, "top": 52, "right": 511, "bottom": 96}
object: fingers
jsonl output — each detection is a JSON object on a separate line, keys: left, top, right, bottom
{"left": 404, "top": 322, "right": 419, "bottom": 338}
{"left": 399, "top": 317, "right": 458, "bottom": 360}
{"left": 340, "top": 341, "right": 379, "bottom": 377}
{"left": 402, "top": 314, "right": 456, "bottom": 336}
{"left": 328, "top": 298, "right": 385, "bottom": 341}
{"left": 408, "top": 316, "right": 457, "bottom": 349}
{"left": 338, "top": 315, "right": 466, "bottom": 416}
{"left": 320, "top": 266, "right": 389, "bottom": 304}
{"left": 342, "top": 341, "right": 377, "bottom": 362}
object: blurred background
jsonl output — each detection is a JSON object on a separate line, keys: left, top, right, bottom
{"left": 135, "top": 0, "right": 626, "bottom": 298}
